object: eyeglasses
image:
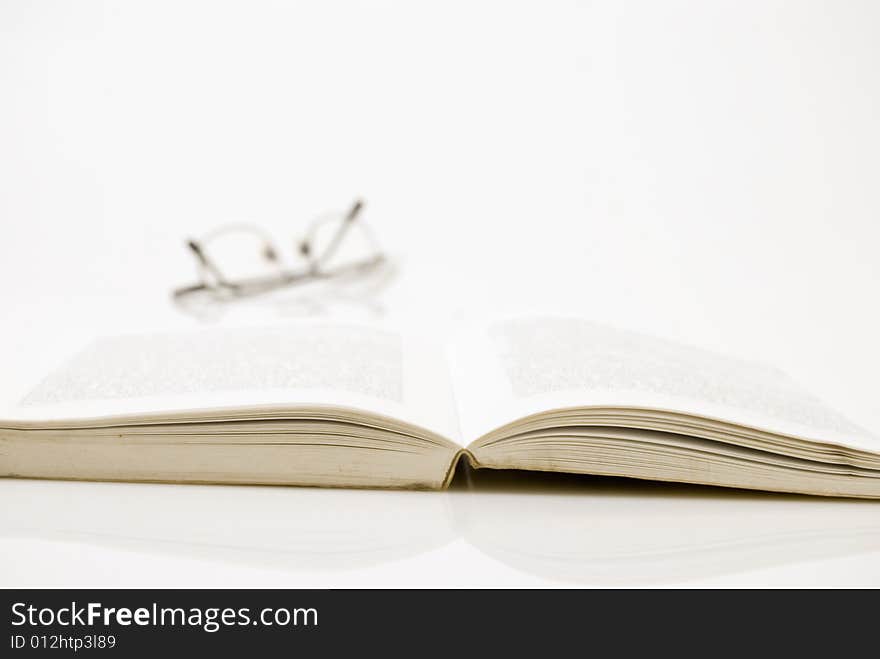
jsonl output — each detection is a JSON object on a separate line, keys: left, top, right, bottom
{"left": 172, "top": 199, "right": 387, "bottom": 303}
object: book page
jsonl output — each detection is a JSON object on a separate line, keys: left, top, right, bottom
{"left": 448, "top": 315, "right": 880, "bottom": 452}
{"left": 3, "top": 320, "right": 462, "bottom": 443}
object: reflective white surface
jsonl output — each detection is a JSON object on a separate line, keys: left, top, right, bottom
{"left": 3, "top": 470, "right": 880, "bottom": 587}
{"left": 2, "top": 1, "right": 880, "bottom": 587}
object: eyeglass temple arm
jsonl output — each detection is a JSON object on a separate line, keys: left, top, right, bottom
{"left": 303, "top": 198, "right": 365, "bottom": 270}
{"left": 345, "top": 199, "right": 364, "bottom": 223}
{"left": 187, "top": 239, "right": 231, "bottom": 287}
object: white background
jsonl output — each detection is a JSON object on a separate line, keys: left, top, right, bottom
{"left": 1, "top": 1, "right": 879, "bottom": 586}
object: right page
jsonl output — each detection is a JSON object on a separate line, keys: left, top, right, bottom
{"left": 447, "top": 315, "right": 880, "bottom": 454}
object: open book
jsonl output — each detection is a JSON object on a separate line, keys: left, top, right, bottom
{"left": 1, "top": 316, "right": 879, "bottom": 498}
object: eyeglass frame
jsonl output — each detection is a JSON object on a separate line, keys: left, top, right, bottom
{"left": 172, "top": 199, "right": 387, "bottom": 302}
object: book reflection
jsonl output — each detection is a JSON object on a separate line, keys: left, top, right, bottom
{"left": 0, "top": 480, "right": 454, "bottom": 572}
{"left": 2, "top": 472, "right": 880, "bottom": 585}
{"left": 449, "top": 466, "right": 880, "bottom": 585}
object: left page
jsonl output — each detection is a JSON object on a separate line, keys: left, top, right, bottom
{"left": 0, "top": 319, "right": 463, "bottom": 444}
